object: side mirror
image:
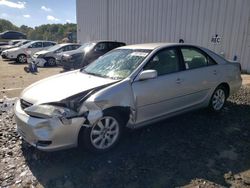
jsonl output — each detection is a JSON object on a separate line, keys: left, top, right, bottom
{"left": 138, "top": 70, "right": 157, "bottom": 81}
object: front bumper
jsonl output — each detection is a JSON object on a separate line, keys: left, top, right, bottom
{"left": 14, "top": 100, "right": 86, "bottom": 151}
{"left": 4, "top": 52, "right": 17, "bottom": 59}
{"left": 1, "top": 51, "right": 9, "bottom": 59}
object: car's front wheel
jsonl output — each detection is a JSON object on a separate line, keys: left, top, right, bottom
{"left": 82, "top": 111, "right": 124, "bottom": 152}
{"left": 47, "top": 57, "right": 56, "bottom": 67}
{"left": 17, "top": 54, "right": 27, "bottom": 63}
{"left": 209, "top": 86, "right": 227, "bottom": 112}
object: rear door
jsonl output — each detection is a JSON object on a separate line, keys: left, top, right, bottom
{"left": 177, "top": 46, "right": 219, "bottom": 107}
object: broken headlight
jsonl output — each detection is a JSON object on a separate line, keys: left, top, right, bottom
{"left": 24, "top": 104, "right": 77, "bottom": 119}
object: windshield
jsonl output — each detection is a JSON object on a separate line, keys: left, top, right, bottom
{"left": 14, "top": 40, "right": 30, "bottom": 47}
{"left": 8, "top": 41, "right": 19, "bottom": 45}
{"left": 83, "top": 49, "right": 151, "bottom": 79}
{"left": 21, "top": 41, "right": 34, "bottom": 48}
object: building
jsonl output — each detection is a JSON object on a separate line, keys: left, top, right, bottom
{"left": 76, "top": 0, "right": 250, "bottom": 72}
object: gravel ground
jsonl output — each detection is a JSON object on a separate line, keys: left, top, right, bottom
{"left": 1, "top": 86, "right": 250, "bottom": 188}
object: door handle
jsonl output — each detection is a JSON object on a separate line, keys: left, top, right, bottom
{"left": 213, "top": 70, "right": 217, "bottom": 75}
{"left": 176, "top": 78, "right": 183, "bottom": 84}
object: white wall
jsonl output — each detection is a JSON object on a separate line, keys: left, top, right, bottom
{"left": 77, "top": 0, "right": 250, "bottom": 72}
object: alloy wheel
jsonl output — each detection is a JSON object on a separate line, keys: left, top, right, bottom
{"left": 18, "top": 55, "right": 26, "bottom": 63}
{"left": 90, "top": 116, "right": 119, "bottom": 150}
{"left": 212, "top": 88, "right": 225, "bottom": 111}
{"left": 48, "top": 58, "right": 56, "bottom": 66}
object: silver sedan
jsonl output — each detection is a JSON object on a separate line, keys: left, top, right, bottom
{"left": 14, "top": 43, "right": 242, "bottom": 152}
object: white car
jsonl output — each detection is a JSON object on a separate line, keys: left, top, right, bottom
{"left": 14, "top": 43, "right": 242, "bottom": 152}
{"left": 2, "top": 40, "right": 56, "bottom": 63}
{"left": 32, "top": 43, "right": 81, "bottom": 67}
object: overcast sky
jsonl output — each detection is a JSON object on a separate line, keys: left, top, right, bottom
{"left": 0, "top": 0, "right": 76, "bottom": 27}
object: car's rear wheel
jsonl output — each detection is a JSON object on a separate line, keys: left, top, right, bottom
{"left": 17, "top": 54, "right": 27, "bottom": 63}
{"left": 47, "top": 58, "right": 56, "bottom": 67}
{"left": 82, "top": 111, "right": 124, "bottom": 152}
{"left": 209, "top": 86, "right": 227, "bottom": 112}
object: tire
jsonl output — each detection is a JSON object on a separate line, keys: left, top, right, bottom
{"left": 209, "top": 85, "right": 227, "bottom": 112}
{"left": 17, "top": 54, "right": 27, "bottom": 63}
{"left": 81, "top": 111, "right": 124, "bottom": 153}
{"left": 47, "top": 57, "right": 56, "bottom": 67}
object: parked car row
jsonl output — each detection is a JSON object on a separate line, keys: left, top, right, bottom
{"left": 1, "top": 40, "right": 56, "bottom": 62}
{"left": 0, "top": 39, "right": 31, "bottom": 54}
{"left": 32, "top": 43, "right": 81, "bottom": 67}
{"left": 1, "top": 39, "right": 126, "bottom": 71}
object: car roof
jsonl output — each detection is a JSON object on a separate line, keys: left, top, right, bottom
{"left": 118, "top": 43, "right": 203, "bottom": 50}
{"left": 30, "top": 40, "right": 56, "bottom": 43}
{"left": 89, "top": 40, "right": 125, "bottom": 44}
{"left": 58, "top": 43, "right": 80, "bottom": 46}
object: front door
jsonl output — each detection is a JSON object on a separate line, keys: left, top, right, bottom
{"left": 132, "top": 47, "right": 185, "bottom": 124}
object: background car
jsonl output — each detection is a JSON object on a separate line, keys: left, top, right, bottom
{"left": 58, "top": 40, "right": 126, "bottom": 70}
{"left": 0, "top": 40, "right": 31, "bottom": 55}
{"left": 0, "top": 42, "right": 9, "bottom": 46}
{"left": 0, "top": 30, "right": 26, "bottom": 40}
{"left": 1, "top": 40, "right": 56, "bottom": 63}
{"left": 14, "top": 43, "right": 242, "bottom": 152}
{"left": 32, "top": 43, "right": 81, "bottom": 67}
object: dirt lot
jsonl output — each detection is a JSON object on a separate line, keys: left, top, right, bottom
{"left": 1, "top": 57, "right": 250, "bottom": 188}
{"left": 0, "top": 57, "right": 61, "bottom": 98}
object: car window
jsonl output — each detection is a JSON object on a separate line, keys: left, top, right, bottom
{"left": 43, "top": 42, "right": 55, "bottom": 47}
{"left": 30, "top": 42, "right": 43, "bottom": 48}
{"left": 55, "top": 47, "right": 64, "bottom": 53}
{"left": 72, "top": 45, "right": 80, "bottom": 50}
{"left": 94, "top": 42, "right": 109, "bottom": 52}
{"left": 63, "top": 45, "right": 74, "bottom": 51}
{"left": 108, "top": 42, "right": 123, "bottom": 50}
{"left": 65, "top": 45, "right": 72, "bottom": 51}
{"left": 181, "top": 48, "right": 208, "bottom": 69}
{"left": 144, "top": 48, "right": 180, "bottom": 76}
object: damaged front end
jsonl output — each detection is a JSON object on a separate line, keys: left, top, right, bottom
{"left": 22, "top": 78, "right": 137, "bottom": 141}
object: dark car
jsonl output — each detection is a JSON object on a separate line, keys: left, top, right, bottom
{"left": 0, "top": 31, "right": 26, "bottom": 40}
{"left": 59, "top": 41, "right": 126, "bottom": 70}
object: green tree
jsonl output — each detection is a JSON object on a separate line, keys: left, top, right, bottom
{"left": 0, "top": 19, "right": 77, "bottom": 42}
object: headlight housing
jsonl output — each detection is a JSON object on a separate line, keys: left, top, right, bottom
{"left": 62, "top": 54, "right": 72, "bottom": 60}
{"left": 24, "top": 104, "right": 77, "bottom": 119}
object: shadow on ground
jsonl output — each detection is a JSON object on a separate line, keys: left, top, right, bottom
{"left": 21, "top": 101, "right": 250, "bottom": 188}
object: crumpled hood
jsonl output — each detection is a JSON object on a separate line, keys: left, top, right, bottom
{"left": 21, "top": 70, "right": 117, "bottom": 104}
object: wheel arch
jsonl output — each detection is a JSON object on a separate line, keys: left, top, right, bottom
{"left": 102, "top": 106, "right": 130, "bottom": 125}
{"left": 17, "top": 53, "right": 27, "bottom": 58}
{"left": 217, "top": 82, "right": 230, "bottom": 98}
{"left": 77, "top": 106, "right": 130, "bottom": 147}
